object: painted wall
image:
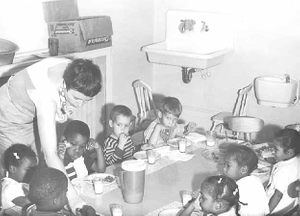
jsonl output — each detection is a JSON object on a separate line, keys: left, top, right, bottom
{"left": 77, "top": 0, "right": 154, "bottom": 118}
{"left": 151, "top": 0, "right": 300, "bottom": 141}
{"left": 1, "top": 0, "right": 300, "bottom": 141}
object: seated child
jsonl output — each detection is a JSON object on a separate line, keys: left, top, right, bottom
{"left": 223, "top": 144, "right": 269, "bottom": 216}
{"left": 1, "top": 144, "right": 37, "bottom": 211}
{"left": 266, "top": 128, "right": 300, "bottom": 214}
{"left": 103, "top": 105, "right": 136, "bottom": 165}
{"left": 25, "top": 167, "right": 97, "bottom": 216}
{"left": 178, "top": 175, "right": 241, "bottom": 216}
{"left": 57, "top": 120, "right": 106, "bottom": 181}
{"left": 142, "top": 96, "right": 196, "bottom": 149}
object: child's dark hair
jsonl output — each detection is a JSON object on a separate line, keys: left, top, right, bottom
{"left": 3, "top": 144, "right": 36, "bottom": 171}
{"left": 225, "top": 145, "right": 258, "bottom": 173}
{"left": 201, "top": 175, "right": 241, "bottom": 216}
{"left": 29, "top": 167, "right": 68, "bottom": 208}
{"left": 160, "top": 97, "right": 182, "bottom": 118}
{"left": 274, "top": 128, "right": 300, "bottom": 155}
{"left": 64, "top": 120, "right": 90, "bottom": 140}
{"left": 110, "top": 105, "right": 132, "bottom": 121}
{"left": 63, "top": 58, "right": 102, "bottom": 97}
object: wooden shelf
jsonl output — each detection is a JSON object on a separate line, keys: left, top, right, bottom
{"left": 0, "top": 47, "right": 112, "bottom": 78}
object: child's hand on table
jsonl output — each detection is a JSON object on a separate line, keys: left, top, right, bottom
{"left": 141, "top": 143, "right": 155, "bottom": 151}
{"left": 76, "top": 205, "right": 97, "bottom": 216}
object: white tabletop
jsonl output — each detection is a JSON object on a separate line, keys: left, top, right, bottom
{"left": 79, "top": 144, "right": 218, "bottom": 216}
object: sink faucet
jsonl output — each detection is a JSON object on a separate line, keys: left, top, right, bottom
{"left": 179, "top": 19, "right": 196, "bottom": 33}
{"left": 200, "top": 21, "right": 209, "bottom": 32}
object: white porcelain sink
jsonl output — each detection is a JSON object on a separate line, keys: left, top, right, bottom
{"left": 142, "top": 10, "right": 234, "bottom": 69}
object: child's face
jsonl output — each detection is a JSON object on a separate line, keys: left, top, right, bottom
{"left": 65, "top": 89, "right": 93, "bottom": 109}
{"left": 14, "top": 157, "right": 37, "bottom": 182}
{"left": 273, "top": 141, "right": 292, "bottom": 162}
{"left": 159, "top": 112, "right": 178, "bottom": 128}
{"left": 199, "top": 190, "right": 218, "bottom": 214}
{"left": 223, "top": 155, "right": 243, "bottom": 181}
{"left": 53, "top": 186, "right": 68, "bottom": 211}
{"left": 110, "top": 114, "right": 131, "bottom": 138}
{"left": 66, "top": 133, "right": 89, "bottom": 161}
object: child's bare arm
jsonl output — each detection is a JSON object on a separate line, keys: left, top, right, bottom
{"left": 87, "top": 139, "right": 106, "bottom": 173}
{"left": 269, "top": 189, "right": 283, "bottom": 213}
{"left": 12, "top": 196, "right": 31, "bottom": 208}
{"left": 148, "top": 123, "right": 166, "bottom": 146}
{"left": 177, "top": 198, "right": 196, "bottom": 216}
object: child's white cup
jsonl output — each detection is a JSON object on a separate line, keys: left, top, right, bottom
{"left": 146, "top": 150, "right": 156, "bottom": 164}
{"left": 178, "top": 138, "right": 187, "bottom": 153}
{"left": 93, "top": 180, "right": 103, "bottom": 194}
{"left": 180, "top": 190, "right": 192, "bottom": 206}
{"left": 206, "top": 131, "right": 217, "bottom": 147}
{"left": 110, "top": 203, "right": 123, "bottom": 216}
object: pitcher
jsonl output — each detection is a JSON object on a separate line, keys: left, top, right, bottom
{"left": 120, "top": 160, "right": 146, "bottom": 204}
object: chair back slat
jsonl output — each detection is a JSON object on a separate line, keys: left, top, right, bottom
{"left": 132, "top": 80, "right": 157, "bottom": 131}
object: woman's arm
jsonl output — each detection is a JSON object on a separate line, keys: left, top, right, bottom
{"left": 268, "top": 189, "right": 283, "bottom": 213}
{"left": 33, "top": 94, "right": 86, "bottom": 213}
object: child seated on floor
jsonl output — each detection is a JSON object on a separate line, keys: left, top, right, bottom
{"left": 57, "top": 120, "right": 106, "bottom": 181}
{"left": 142, "top": 96, "right": 196, "bottom": 150}
{"left": 1, "top": 144, "right": 37, "bottom": 212}
{"left": 223, "top": 144, "right": 269, "bottom": 216}
{"left": 25, "top": 167, "right": 97, "bottom": 216}
{"left": 265, "top": 128, "right": 300, "bottom": 215}
{"left": 178, "top": 175, "right": 241, "bottom": 216}
{"left": 103, "top": 105, "right": 136, "bottom": 165}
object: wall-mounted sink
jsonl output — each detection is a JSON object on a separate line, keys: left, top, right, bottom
{"left": 142, "top": 10, "right": 234, "bottom": 70}
{"left": 142, "top": 41, "right": 231, "bottom": 69}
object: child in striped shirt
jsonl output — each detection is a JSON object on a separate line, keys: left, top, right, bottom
{"left": 103, "top": 105, "right": 136, "bottom": 165}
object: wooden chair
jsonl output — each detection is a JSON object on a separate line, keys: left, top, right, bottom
{"left": 132, "top": 80, "right": 157, "bottom": 131}
{"left": 210, "top": 83, "right": 253, "bottom": 137}
{"left": 226, "top": 116, "right": 264, "bottom": 142}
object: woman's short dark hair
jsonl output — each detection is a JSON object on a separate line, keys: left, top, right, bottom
{"left": 63, "top": 58, "right": 102, "bottom": 97}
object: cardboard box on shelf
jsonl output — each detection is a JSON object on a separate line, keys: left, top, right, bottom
{"left": 47, "top": 16, "right": 113, "bottom": 54}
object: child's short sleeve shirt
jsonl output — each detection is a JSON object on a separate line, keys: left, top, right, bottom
{"left": 237, "top": 175, "right": 269, "bottom": 216}
{"left": 1, "top": 177, "right": 28, "bottom": 210}
{"left": 266, "top": 156, "right": 300, "bottom": 214}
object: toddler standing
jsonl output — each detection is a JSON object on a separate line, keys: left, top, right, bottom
{"left": 266, "top": 128, "right": 300, "bottom": 214}
{"left": 223, "top": 144, "right": 269, "bottom": 216}
{"left": 1, "top": 144, "right": 37, "bottom": 211}
{"left": 103, "top": 105, "right": 136, "bottom": 165}
{"left": 178, "top": 175, "right": 241, "bottom": 216}
{"left": 142, "top": 96, "right": 196, "bottom": 150}
{"left": 57, "top": 120, "right": 106, "bottom": 181}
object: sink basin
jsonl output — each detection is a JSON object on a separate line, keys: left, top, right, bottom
{"left": 142, "top": 41, "right": 231, "bottom": 69}
{"left": 142, "top": 10, "right": 234, "bottom": 69}
{"left": 254, "top": 75, "right": 299, "bottom": 107}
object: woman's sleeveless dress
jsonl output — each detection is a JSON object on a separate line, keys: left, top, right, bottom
{"left": 0, "top": 58, "right": 71, "bottom": 155}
